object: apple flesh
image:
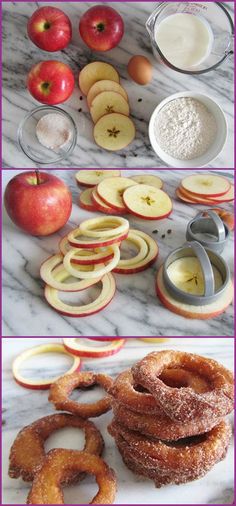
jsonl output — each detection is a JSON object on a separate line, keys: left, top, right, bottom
{"left": 27, "top": 60, "right": 75, "bottom": 105}
{"left": 79, "top": 187, "right": 97, "bottom": 212}
{"left": 97, "top": 176, "right": 137, "bottom": 211}
{"left": 181, "top": 174, "right": 230, "bottom": 197}
{"left": 92, "top": 188, "right": 126, "bottom": 215}
{"left": 90, "top": 91, "right": 129, "bottom": 123}
{"left": 123, "top": 184, "right": 172, "bottom": 220}
{"left": 4, "top": 171, "right": 72, "bottom": 236}
{"left": 27, "top": 6, "right": 72, "bottom": 52}
{"left": 79, "top": 62, "right": 119, "bottom": 96}
{"left": 79, "top": 5, "right": 124, "bottom": 52}
{"left": 87, "top": 80, "right": 128, "bottom": 109}
{"left": 75, "top": 170, "right": 121, "bottom": 187}
{"left": 94, "top": 113, "right": 136, "bottom": 151}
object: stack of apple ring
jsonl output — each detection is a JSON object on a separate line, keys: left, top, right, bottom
{"left": 108, "top": 350, "right": 233, "bottom": 488}
{"left": 40, "top": 216, "right": 158, "bottom": 316}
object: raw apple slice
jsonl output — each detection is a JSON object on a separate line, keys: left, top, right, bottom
{"left": 87, "top": 80, "right": 128, "bottom": 108}
{"left": 156, "top": 265, "right": 233, "bottom": 319}
{"left": 113, "top": 229, "right": 158, "bottom": 274}
{"left": 181, "top": 174, "right": 230, "bottom": 198}
{"left": 123, "top": 185, "right": 172, "bottom": 220}
{"left": 90, "top": 91, "right": 129, "bottom": 123}
{"left": 176, "top": 187, "right": 218, "bottom": 205}
{"left": 94, "top": 113, "right": 136, "bottom": 151}
{"left": 115, "top": 230, "right": 148, "bottom": 267}
{"left": 45, "top": 271, "right": 116, "bottom": 317}
{"left": 207, "top": 184, "right": 234, "bottom": 203}
{"left": 63, "top": 337, "right": 125, "bottom": 357}
{"left": 63, "top": 244, "right": 120, "bottom": 278}
{"left": 130, "top": 174, "right": 163, "bottom": 189}
{"left": 166, "top": 257, "right": 223, "bottom": 296}
{"left": 78, "top": 62, "right": 119, "bottom": 96}
{"left": 92, "top": 188, "right": 127, "bottom": 215}
{"left": 59, "top": 236, "right": 115, "bottom": 264}
{"left": 79, "top": 216, "right": 129, "bottom": 238}
{"left": 68, "top": 226, "right": 129, "bottom": 248}
{"left": 97, "top": 176, "right": 137, "bottom": 211}
{"left": 79, "top": 187, "right": 97, "bottom": 211}
{"left": 75, "top": 170, "right": 121, "bottom": 187}
{"left": 40, "top": 253, "right": 102, "bottom": 291}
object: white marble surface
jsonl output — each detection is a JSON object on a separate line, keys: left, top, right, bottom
{"left": 2, "top": 169, "right": 234, "bottom": 337}
{"left": 2, "top": 337, "right": 234, "bottom": 505}
{"left": 2, "top": 1, "right": 234, "bottom": 169}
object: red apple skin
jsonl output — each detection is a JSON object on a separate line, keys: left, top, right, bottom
{"left": 27, "top": 6, "right": 72, "bottom": 52}
{"left": 79, "top": 5, "right": 124, "bottom": 52}
{"left": 91, "top": 192, "right": 127, "bottom": 215}
{"left": 68, "top": 230, "right": 129, "bottom": 249}
{"left": 4, "top": 171, "right": 72, "bottom": 236}
{"left": 27, "top": 61, "right": 75, "bottom": 105}
{"left": 113, "top": 255, "right": 158, "bottom": 274}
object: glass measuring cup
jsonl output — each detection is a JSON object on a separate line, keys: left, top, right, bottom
{"left": 146, "top": 2, "right": 234, "bottom": 74}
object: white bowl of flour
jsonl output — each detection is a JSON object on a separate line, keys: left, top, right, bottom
{"left": 149, "top": 92, "right": 227, "bottom": 168}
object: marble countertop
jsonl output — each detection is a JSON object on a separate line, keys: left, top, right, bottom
{"left": 2, "top": 337, "right": 234, "bottom": 505}
{"left": 2, "top": 1, "right": 234, "bottom": 169}
{"left": 2, "top": 169, "right": 234, "bottom": 337}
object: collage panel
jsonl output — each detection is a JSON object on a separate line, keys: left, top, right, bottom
{"left": 1, "top": 337, "right": 234, "bottom": 505}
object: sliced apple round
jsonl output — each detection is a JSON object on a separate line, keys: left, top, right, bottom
{"left": 156, "top": 265, "right": 233, "bottom": 320}
{"left": 63, "top": 244, "right": 120, "bottom": 279}
{"left": 97, "top": 176, "right": 137, "bottom": 211}
{"left": 40, "top": 254, "right": 102, "bottom": 291}
{"left": 92, "top": 188, "right": 126, "bottom": 215}
{"left": 181, "top": 174, "right": 230, "bottom": 198}
{"left": 87, "top": 80, "right": 128, "bottom": 109}
{"left": 123, "top": 184, "right": 172, "bottom": 220}
{"left": 94, "top": 113, "right": 136, "bottom": 151}
{"left": 63, "top": 337, "right": 125, "bottom": 357}
{"left": 79, "top": 187, "right": 97, "bottom": 211}
{"left": 90, "top": 91, "right": 130, "bottom": 124}
{"left": 130, "top": 174, "right": 163, "bottom": 189}
{"left": 78, "top": 62, "right": 119, "bottom": 96}
{"left": 166, "top": 257, "right": 223, "bottom": 297}
{"left": 75, "top": 170, "right": 121, "bottom": 187}
{"left": 68, "top": 227, "right": 129, "bottom": 248}
{"left": 59, "top": 236, "right": 115, "bottom": 265}
{"left": 207, "top": 184, "right": 234, "bottom": 203}
{"left": 79, "top": 216, "right": 129, "bottom": 238}
{"left": 45, "top": 271, "right": 116, "bottom": 317}
{"left": 113, "top": 229, "right": 158, "bottom": 274}
{"left": 176, "top": 187, "right": 218, "bottom": 205}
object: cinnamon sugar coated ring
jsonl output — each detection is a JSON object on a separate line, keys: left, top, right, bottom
{"left": 132, "top": 350, "right": 234, "bottom": 422}
{"left": 49, "top": 372, "right": 113, "bottom": 418}
{"left": 27, "top": 449, "right": 117, "bottom": 504}
{"left": 9, "top": 414, "right": 104, "bottom": 483}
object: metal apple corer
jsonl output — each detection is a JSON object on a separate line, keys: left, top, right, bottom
{"left": 186, "top": 210, "right": 230, "bottom": 254}
{"left": 163, "top": 241, "right": 230, "bottom": 306}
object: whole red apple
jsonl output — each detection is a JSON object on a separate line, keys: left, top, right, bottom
{"left": 4, "top": 171, "right": 72, "bottom": 236}
{"left": 27, "top": 60, "right": 75, "bottom": 105}
{"left": 27, "top": 6, "right": 72, "bottom": 52}
{"left": 79, "top": 5, "right": 124, "bottom": 52}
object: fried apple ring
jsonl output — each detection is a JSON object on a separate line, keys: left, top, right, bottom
{"left": 27, "top": 449, "right": 117, "bottom": 504}
{"left": 132, "top": 351, "right": 234, "bottom": 422}
{"left": 49, "top": 372, "right": 113, "bottom": 418}
{"left": 9, "top": 414, "right": 104, "bottom": 482}
{"left": 112, "top": 402, "right": 225, "bottom": 441}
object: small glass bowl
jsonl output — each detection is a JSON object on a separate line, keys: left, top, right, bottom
{"left": 17, "top": 106, "right": 77, "bottom": 164}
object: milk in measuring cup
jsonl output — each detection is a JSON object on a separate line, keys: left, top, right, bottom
{"left": 155, "top": 13, "right": 214, "bottom": 69}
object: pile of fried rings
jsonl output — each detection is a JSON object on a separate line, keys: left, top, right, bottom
{"left": 108, "top": 350, "right": 234, "bottom": 487}
{"left": 9, "top": 350, "right": 234, "bottom": 503}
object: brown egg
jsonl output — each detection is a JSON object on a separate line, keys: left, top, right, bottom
{"left": 127, "top": 55, "right": 153, "bottom": 85}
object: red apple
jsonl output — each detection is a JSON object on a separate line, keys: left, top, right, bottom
{"left": 27, "top": 60, "right": 75, "bottom": 105}
{"left": 27, "top": 6, "right": 72, "bottom": 52}
{"left": 79, "top": 5, "right": 124, "bottom": 52}
{"left": 4, "top": 171, "right": 72, "bottom": 236}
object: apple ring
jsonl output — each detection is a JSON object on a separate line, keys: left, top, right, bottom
{"left": 44, "top": 272, "right": 116, "bottom": 317}
{"left": 63, "top": 338, "right": 126, "bottom": 357}
{"left": 59, "top": 236, "right": 114, "bottom": 264}
{"left": 79, "top": 216, "right": 129, "bottom": 238}
{"left": 113, "top": 229, "right": 158, "bottom": 274}
{"left": 117, "top": 231, "right": 148, "bottom": 267}
{"left": 27, "top": 449, "right": 117, "bottom": 504}
{"left": 40, "top": 253, "right": 102, "bottom": 291}
{"left": 63, "top": 244, "right": 120, "bottom": 279}
{"left": 12, "top": 343, "right": 81, "bottom": 390}
{"left": 132, "top": 350, "right": 234, "bottom": 423}
{"left": 68, "top": 226, "right": 129, "bottom": 248}
{"left": 9, "top": 414, "right": 104, "bottom": 482}
{"left": 49, "top": 371, "right": 113, "bottom": 418}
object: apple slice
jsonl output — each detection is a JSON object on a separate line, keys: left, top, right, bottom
{"left": 40, "top": 253, "right": 102, "bottom": 291}
{"left": 79, "top": 216, "right": 129, "bottom": 238}
{"left": 176, "top": 187, "right": 218, "bottom": 205}
{"left": 90, "top": 91, "right": 129, "bottom": 124}
{"left": 78, "top": 62, "right": 119, "bottom": 96}
{"left": 115, "top": 230, "right": 148, "bottom": 267}
{"left": 97, "top": 176, "right": 137, "bottom": 211}
{"left": 94, "top": 113, "right": 136, "bottom": 151}
{"left": 181, "top": 174, "right": 230, "bottom": 197}
{"left": 63, "top": 337, "right": 125, "bottom": 357}
{"left": 68, "top": 226, "right": 129, "bottom": 248}
{"left": 45, "top": 271, "right": 116, "bottom": 317}
{"left": 92, "top": 188, "right": 127, "bottom": 215}
{"left": 130, "top": 174, "right": 163, "bottom": 189}
{"left": 87, "top": 80, "right": 128, "bottom": 108}
{"left": 59, "top": 236, "right": 115, "bottom": 265}
{"left": 167, "top": 257, "right": 223, "bottom": 296}
{"left": 113, "top": 229, "right": 158, "bottom": 274}
{"left": 207, "top": 184, "right": 234, "bottom": 203}
{"left": 63, "top": 244, "right": 120, "bottom": 278}
{"left": 156, "top": 265, "right": 233, "bottom": 319}
{"left": 75, "top": 170, "right": 121, "bottom": 187}
{"left": 79, "top": 187, "right": 97, "bottom": 211}
{"left": 123, "top": 185, "right": 172, "bottom": 220}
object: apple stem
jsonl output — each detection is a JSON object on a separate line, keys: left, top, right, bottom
{"left": 35, "top": 170, "right": 41, "bottom": 185}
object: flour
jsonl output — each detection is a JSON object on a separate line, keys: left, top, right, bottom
{"left": 36, "top": 113, "right": 72, "bottom": 151}
{"left": 154, "top": 97, "right": 217, "bottom": 160}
